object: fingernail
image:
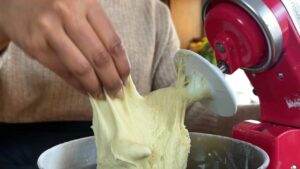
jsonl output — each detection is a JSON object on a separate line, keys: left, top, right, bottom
{"left": 108, "top": 88, "right": 124, "bottom": 99}
{"left": 92, "top": 90, "right": 104, "bottom": 100}
{"left": 92, "top": 92, "right": 99, "bottom": 99}
{"left": 111, "top": 42, "right": 124, "bottom": 57}
{"left": 116, "top": 89, "right": 124, "bottom": 99}
{"left": 122, "top": 77, "right": 128, "bottom": 86}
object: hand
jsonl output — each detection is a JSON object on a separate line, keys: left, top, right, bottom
{"left": 0, "top": 0, "right": 130, "bottom": 97}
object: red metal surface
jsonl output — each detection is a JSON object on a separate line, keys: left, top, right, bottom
{"left": 204, "top": 0, "right": 300, "bottom": 168}
{"left": 233, "top": 121, "right": 300, "bottom": 169}
{"left": 246, "top": 0, "right": 300, "bottom": 127}
{"left": 205, "top": 2, "right": 267, "bottom": 73}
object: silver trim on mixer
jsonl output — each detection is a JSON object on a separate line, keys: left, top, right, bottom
{"left": 203, "top": 0, "right": 283, "bottom": 73}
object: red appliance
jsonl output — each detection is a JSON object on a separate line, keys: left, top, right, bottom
{"left": 203, "top": 0, "right": 300, "bottom": 168}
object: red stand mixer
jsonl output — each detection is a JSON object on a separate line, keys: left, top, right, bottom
{"left": 203, "top": 0, "right": 300, "bottom": 168}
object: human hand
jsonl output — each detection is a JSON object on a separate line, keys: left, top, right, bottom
{"left": 0, "top": 0, "right": 130, "bottom": 97}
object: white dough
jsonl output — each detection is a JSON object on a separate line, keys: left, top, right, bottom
{"left": 90, "top": 57, "right": 211, "bottom": 169}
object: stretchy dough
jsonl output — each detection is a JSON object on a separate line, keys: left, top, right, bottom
{"left": 90, "top": 57, "right": 211, "bottom": 169}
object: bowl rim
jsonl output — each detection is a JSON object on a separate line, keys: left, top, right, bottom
{"left": 37, "top": 132, "right": 270, "bottom": 169}
{"left": 189, "top": 132, "right": 270, "bottom": 169}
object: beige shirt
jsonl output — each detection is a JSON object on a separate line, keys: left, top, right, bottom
{"left": 0, "top": 0, "right": 179, "bottom": 123}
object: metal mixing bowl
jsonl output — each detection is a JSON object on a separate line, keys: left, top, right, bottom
{"left": 37, "top": 132, "right": 269, "bottom": 169}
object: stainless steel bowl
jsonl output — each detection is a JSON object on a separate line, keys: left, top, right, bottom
{"left": 37, "top": 132, "right": 269, "bottom": 169}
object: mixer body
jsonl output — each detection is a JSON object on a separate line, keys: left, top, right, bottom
{"left": 233, "top": 121, "right": 300, "bottom": 169}
{"left": 203, "top": 0, "right": 300, "bottom": 168}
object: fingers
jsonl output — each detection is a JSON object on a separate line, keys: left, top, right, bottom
{"left": 2, "top": 0, "right": 129, "bottom": 97}
{"left": 62, "top": 15, "right": 123, "bottom": 95}
{"left": 31, "top": 0, "right": 130, "bottom": 97}
{"left": 34, "top": 47, "right": 86, "bottom": 93}
{"left": 45, "top": 25, "right": 101, "bottom": 97}
{"left": 87, "top": 4, "right": 130, "bottom": 83}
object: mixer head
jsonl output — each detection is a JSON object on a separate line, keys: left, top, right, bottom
{"left": 202, "top": 1, "right": 300, "bottom": 168}
{"left": 202, "top": 0, "right": 283, "bottom": 74}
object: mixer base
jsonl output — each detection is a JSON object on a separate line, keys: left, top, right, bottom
{"left": 233, "top": 120, "right": 300, "bottom": 169}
